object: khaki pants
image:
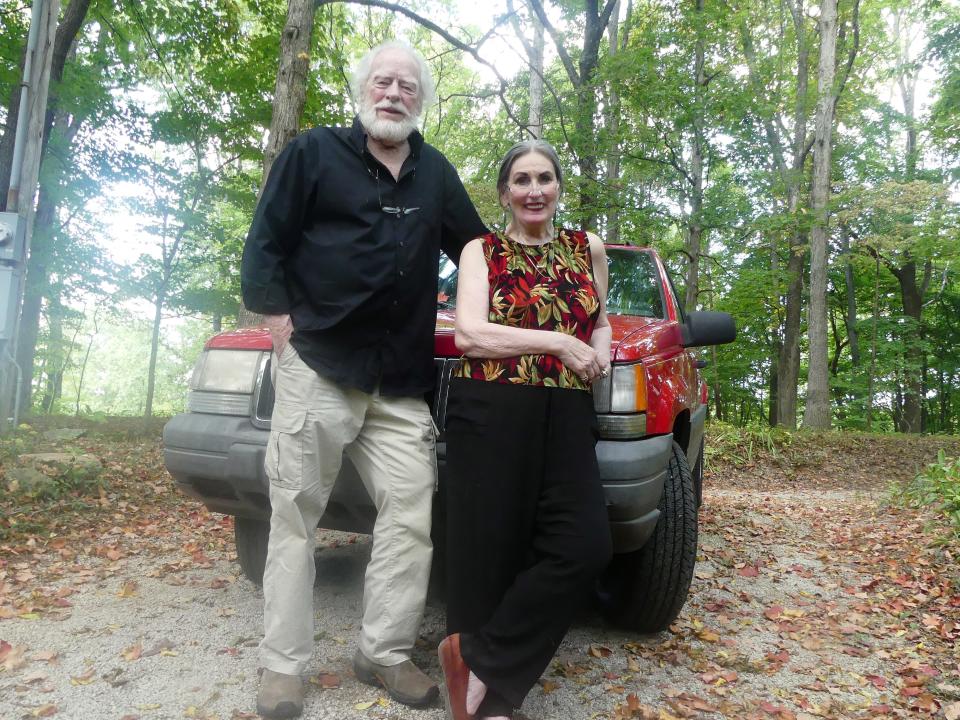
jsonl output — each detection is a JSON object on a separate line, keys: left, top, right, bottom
{"left": 259, "top": 346, "right": 437, "bottom": 675}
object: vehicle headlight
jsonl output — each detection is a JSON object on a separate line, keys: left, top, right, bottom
{"left": 594, "top": 362, "right": 647, "bottom": 413}
{"left": 593, "top": 363, "right": 648, "bottom": 440}
{"left": 610, "top": 363, "right": 647, "bottom": 412}
{"left": 189, "top": 349, "right": 263, "bottom": 393}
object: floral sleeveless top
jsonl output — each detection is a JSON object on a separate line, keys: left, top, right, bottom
{"left": 454, "top": 228, "right": 600, "bottom": 390}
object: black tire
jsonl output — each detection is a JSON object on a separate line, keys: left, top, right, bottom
{"left": 599, "top": 441, "right": 697, "bottom": 633}
{"left": 235, "top": 516, "right": 270, "bottom": 586}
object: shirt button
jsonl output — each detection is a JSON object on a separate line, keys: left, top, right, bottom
{"left": 399, "top": 270, "right": 405, "bottom": 277}
{"left": 400, "top": 242, "right": 405, "bottom": 248}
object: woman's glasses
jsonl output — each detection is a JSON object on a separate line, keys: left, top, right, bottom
{"left": 508, "top": 176, "right": 558, "bottom": 194}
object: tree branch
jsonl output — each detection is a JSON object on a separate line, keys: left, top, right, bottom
{"left": 833, "top": 0, "right": 861, "bottom": 106}
{"left": 525, "top": 0, "right": 581, "bottom": 88}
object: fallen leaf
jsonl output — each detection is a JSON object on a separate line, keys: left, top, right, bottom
{"left": 29, "top": 704, "right": 58, "bottom": 717}
{"left": 539, "top": 679, "right": 559, "bottom": 693}
{"left": 0, "top": 642, "right": 27, "bottom": 672}
{"left": 70, "top": 667, "right": 96, "bottom": 685}
{"left": 117, "top": 581, "right": 138, "bottom": 598}
{"left": 142, "top": 639, "right": 176, "bottom": 657}
{"left": 588, "top": 644, "right": 612, "bottom": 658}
{"left": 309, "top": 672, "right": 340, "bottom": 689}
{"left": 122, "top": 642, "right": 143, "bottom": 662}
{"left": 764, "top": 605, "right": 784, "bottom": 621}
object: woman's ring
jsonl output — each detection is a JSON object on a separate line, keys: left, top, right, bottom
{"left": 581, "top": 375, "right": 589, "bottom": 383}
{"left": 600, "top": 368, "right": 609, "bottom": 378}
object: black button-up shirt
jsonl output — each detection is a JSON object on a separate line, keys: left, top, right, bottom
{"left": 240, "top": 117, "right": 487, "bottom": 396}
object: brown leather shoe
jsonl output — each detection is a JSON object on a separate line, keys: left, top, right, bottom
{"left": 438, "top": 634, "right": 474, "bottom": 720}
{"left": 256, "top": 668, "right": 303, "bottom": 719}
{"left": 353, "top": 649, "right": 439, "bottom": 707}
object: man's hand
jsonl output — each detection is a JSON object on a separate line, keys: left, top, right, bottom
{"left": 263, "top": 314, "right": 293, "bottom": 358}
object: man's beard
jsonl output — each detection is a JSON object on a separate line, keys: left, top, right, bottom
{"left": 359, "top": 99, "right": 420, "bottom": 144}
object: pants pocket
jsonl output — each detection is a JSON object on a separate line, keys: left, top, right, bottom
{"left": 266, "top": 404, "right": 308, "bottom": 490}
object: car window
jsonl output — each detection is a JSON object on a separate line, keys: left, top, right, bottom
{"left": 605, "top": 248, "right": 664, "bottom": 318}
{"left": 437, "top": 253, "right": 457, "bottom": 309}
{"left": 436, "top": 248, "right": 664, "bottom": 319}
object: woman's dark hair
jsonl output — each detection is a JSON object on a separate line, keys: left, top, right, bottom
{"left": 496, "top": 139, "right": 563, "bottom": 198}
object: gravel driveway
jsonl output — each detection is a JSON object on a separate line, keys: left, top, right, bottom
{"left": 2, "top": 479, "right": 957, "bottom": 719}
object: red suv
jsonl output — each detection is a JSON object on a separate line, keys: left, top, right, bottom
{"left": 163, "top": 245, "right": 735, "bottom": 632}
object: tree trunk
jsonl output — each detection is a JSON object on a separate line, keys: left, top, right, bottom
{"left": 145, "top": 293, "right": 164, "bottom": 418}
{"left": 14, "top": 181, "right": 55, "bottom": 413}
{"left": 527, "top": 4, "right": 544, "bottom": 138}
{"left": 240, "top": 0, "right": 316, "bottom": 328}
{"left": 885, "top": 11, "right": 924, "bottom": 434}
{"left": 0, "top": 44, "right": 27, "bottom": 212}
{"left": 74, "top": 308, "right": 99, "bottom": 416}
{"left": 604, "top": 0, "right": 631, "bottom": 245}
{"left": 684, "top": 0, "right": 707, "bottom": 313}
{"left": 259, "top": 0, "right": 316, "bottom": 191}
{"left": 802, "top": 0, "right": 839, "bottom": 430}
{"left": 741, "top": 1, "right": 811, "bottom": 429}
{"left": 865, "top": 252, "right": 880, "bottom": 430}
{"left": 777, "top": 242, "right": 804, "bottom": 429}
{"left": 39, "top": 301, "right": 63, "bottom": 414}
{"left": 889, "top": 260, "right": 926, "bottom": 433}
{"left": 9, "top": 0, "right": 62, "bottom": 216}
{"left": 840, "top": 228, "right": 859, "bottom": 365}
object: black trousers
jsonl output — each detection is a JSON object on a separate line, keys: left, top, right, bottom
{"left": 444, "top": 378, "right": 613, "bottom": 715}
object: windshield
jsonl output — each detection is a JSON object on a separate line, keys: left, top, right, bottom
{"left": 437, "top": 246, "right": 664, "bottom": 319}
{"left": 605, "top": 248, "right": 664, "bottom": 318}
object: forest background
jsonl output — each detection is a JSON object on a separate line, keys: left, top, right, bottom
{"left": 0, "top": 0, "right": 958, "bottom": 433}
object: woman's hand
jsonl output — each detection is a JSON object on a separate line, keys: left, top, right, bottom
{"left": 556, "top": 333, "right": 604, "bottom": 382}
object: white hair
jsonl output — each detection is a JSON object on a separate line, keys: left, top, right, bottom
{"left": 349, "top": 40, "right": 436, "bottom": 111}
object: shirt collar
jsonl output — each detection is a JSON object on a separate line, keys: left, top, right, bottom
{"left": 350, "top": 115, "right": 424, "bottom": 158}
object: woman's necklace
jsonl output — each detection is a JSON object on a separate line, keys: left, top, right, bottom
{"left": 505, "top": 227, "right": 556, "bottom": 284}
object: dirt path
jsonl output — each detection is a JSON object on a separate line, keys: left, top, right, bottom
{"left": 1, "top": 432, "right": 958, "bottom": 719}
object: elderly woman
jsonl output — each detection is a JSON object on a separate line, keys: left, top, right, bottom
{"left": 438, "top": 140, "right": 614, "bottom": 720}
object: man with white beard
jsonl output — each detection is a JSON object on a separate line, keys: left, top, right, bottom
{"left": 240, "top": 41, "right": 486, "bottom": 719}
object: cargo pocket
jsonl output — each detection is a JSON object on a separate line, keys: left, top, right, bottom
{"left": 266, "top": 405, "right": 308, "bottom": 490}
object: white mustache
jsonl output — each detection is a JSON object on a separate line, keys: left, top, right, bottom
{"left": 374, "top": 101, "right": 409, "bottom": 117}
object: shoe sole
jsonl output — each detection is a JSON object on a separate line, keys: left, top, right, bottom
{"left": 438, "top": 636, "right": 472, "bottom": 720}
{"left": 255, "top": 700, "right": 302, "bottom": 719}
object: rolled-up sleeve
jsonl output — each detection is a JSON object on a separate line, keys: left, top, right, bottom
{"left": 240, "top": 134, "right": 313, "bottom": 314}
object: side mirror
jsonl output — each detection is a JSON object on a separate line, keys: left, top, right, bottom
{"left": 681, "top": 311, "right": 736, "bottom": 348}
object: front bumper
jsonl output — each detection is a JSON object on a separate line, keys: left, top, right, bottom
{"left": 163, "top": 413, "right": 672, "bottom": 554}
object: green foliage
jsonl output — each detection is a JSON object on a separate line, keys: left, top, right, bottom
{"left": 895, "top": 450, "right": 960, "bottom": 537}
{"left": 1, "top": 0, "right": 958, "bottom": 430}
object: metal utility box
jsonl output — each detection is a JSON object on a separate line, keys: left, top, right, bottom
{"left": 0, "top": 266, "right": 21, "bottom": 341}
{"left": 0, "top": 212, "right": 25, "bottom": 264}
